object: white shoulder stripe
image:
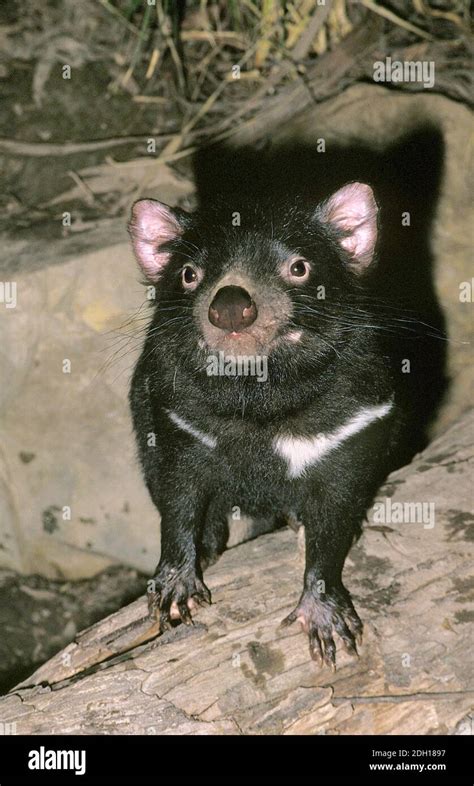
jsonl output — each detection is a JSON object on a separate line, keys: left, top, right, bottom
{"left": 273, "top": 400, "right": 393, "bottom": 479}
{"left": 166, "top": 410, "right": 217, "bottom": 449}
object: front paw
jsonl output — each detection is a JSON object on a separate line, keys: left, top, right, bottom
{"left": 147, "top": 564, "right": 211, "bottom": 631}
{"left": 281, "top": 582, "right": 362, "bottom": 669}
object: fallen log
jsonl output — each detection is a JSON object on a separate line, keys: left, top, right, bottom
{"left": 1, "top": 410, "right": 472, "bottom": 734}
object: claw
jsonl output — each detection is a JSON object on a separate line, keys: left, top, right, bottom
{"left": 147, "top": 591, "right": 160, "bottom": 619}
{"left": 159, "top": 610, "right": 172, "bottom": 633}
{"left": 322, "top": 636, "right": 336, "bottom": 670}
{"left": 178, "top": 600, "right": 194, "bottom": 625}
{"left": 345, "top": 607, "right": 364, "bottom": 644}
{"left": 345, "top": 639, "right": 359, "bottom": 657}
{"left": 198, "top": 583, "right": 212, "bottom": 605}
{"left": 309, "top": 629, "right": 323, "bottom": 665}
{"left": 280, "top": 610, "right": 298, "bottom": 628}
{"left": 334, "top": 615, "right": 359, "bottom": 657}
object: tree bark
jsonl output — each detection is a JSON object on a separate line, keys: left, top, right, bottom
{"left": 1, "top": 411, "right": 472, "bottom": 735}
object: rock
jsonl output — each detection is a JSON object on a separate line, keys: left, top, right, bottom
{"left": 0, "top": 243, "right": 159, "bottom": 577}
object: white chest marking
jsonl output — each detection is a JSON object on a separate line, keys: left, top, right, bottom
{"left": 166, "top": 410, "right": 217, "bottom": 449}
{"left": 273, "top": 400, "right": 393, "bottom": 479}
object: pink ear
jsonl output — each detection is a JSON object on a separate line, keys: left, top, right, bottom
{"left": 320, "top": 183, "right": 378, "bottom": 271}
{"left": 129, "top": 199, "right": 183, "bottom": 280}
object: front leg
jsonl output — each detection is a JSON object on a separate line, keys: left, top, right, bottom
{"left": 130, "top": 368, "right": 214, "bottom": 630}
{"left": 282, "top": 528, "right": 363, "bottom": 669}
{"left": 282, "top": 447, "right": 389, "bottom": 668}
{"left": 147, "top": 486, "right": 211, "bottom": 631}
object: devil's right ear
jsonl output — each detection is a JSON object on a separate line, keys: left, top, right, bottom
{"left": 317, "top": 182, "right": 379, "bottom": 273}
{"left": 128, "top": 199, "right": 187, "bottom": 281}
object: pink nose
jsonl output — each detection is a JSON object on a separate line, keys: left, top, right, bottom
{"left": 208, "top": 286, "right": 258, "bottom": 332}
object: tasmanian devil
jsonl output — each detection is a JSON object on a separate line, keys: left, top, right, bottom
{"left": 128, "top": 182, "right": 414, "bottom": 668}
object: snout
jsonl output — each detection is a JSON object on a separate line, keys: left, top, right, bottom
{"left": 208, "top": 285, "right": 258, "bottom": 332}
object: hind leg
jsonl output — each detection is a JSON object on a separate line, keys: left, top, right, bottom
{"left": 200, "top": 510, "right": 230, "bottom": 570}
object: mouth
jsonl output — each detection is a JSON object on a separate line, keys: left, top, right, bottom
{"left": 198, "top": 324, "right": 301, "bottom": 358}
{"left": 224, "top": 330, "right": 246, "bottom": 340}
{"left": 208, "top": 329, "right": 260, "bottom": 356}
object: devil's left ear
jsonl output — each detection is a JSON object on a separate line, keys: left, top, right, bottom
{"left": 317, "top": 182, "right": 378, "bottom": 272}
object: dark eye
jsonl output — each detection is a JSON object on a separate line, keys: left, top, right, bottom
{"left": 181, "top": 265, "right": 201, "bottom": 290}
{"left": 183, "top": 266, "right": 196, "bottom": 284}
{"left": 290, "top": 259, "right": 308, "bottom": 277}
{"left": 284, "top": 256, "right": 310, "bottom": 283}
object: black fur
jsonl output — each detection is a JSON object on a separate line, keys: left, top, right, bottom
{"left": 128, "top": 180, "right": 443, "bottom": 667}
